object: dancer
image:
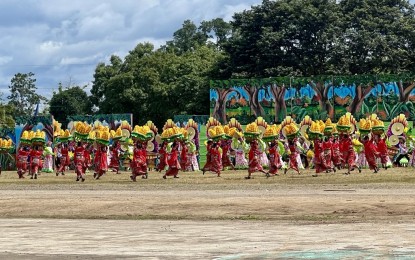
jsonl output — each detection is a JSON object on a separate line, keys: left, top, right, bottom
{"left": 374, "top": 134, "right": 389, "bottom": 170}
{"left": 233, "top": 136, "right": 249, "bottom": 169}
{"left": 42, "top": 141, "right": 54, "bottom": 173}
{"left": 74, "top": 141, "right": 86, "bottom": 182}
{"left": 331, "top": 135, "right": 342, "bottom": 170}
{"left": 16, "top": 145, "right": 30, "bottom": 179}
{"left": 245, "top": 139, "right": 267, "bottom": 179}
{"left": 109, "top": 141, "right": 121, "bottom": 174}
{"left": 56, "top": 143, "right": 68, "bottom": 176}
{"left": 157, "top": 141, "right": 168, "bottom": 172}
{"left": 360, "top": 135, "right": 379, "bottom": 173}
{"left": 201, "top": 140, "right": 213, "bottom": 174}
{"left": 29, "top": 145, "right": 43, "bottom": 179}
{"left": 221, "top": 139, "right": 235, "bottom": 170}
{"left": 131, "top": 141, "right": 148, "bottom": 181}
{"left": 204, "top": 141, "right": 222, "bottom": 177}
{"left": 163, "top": 141, "right": 180, "bottom": 179}
{"left": 266, "top": 140, "right": 282, "bottom": 177}
{"left": 322, "top": 136, "right": 335, "bottom": 173}
{"left": 340, "top": 133, "right": 357, "bottom": 175}
{"left": 394, "top": 137, "right": 410, "bottom": 167}
{"left": 180, "top": 140, "right": 190, "bottom": 171}
{"left": 95, "top": 144, "right": 108, "bottom": 180}
{"left": 312, "top": 137, "right": 325, "bottom": 176}
{"left": 284, "top": 138, "right": 301, "bottom": 175}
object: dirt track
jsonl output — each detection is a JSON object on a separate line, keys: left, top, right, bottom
{"left": 1, "top": 170, "right": 415, "bottom": 258}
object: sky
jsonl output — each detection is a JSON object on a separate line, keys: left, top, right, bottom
{"left": 0, "top": 0, "right": 262, "bottom": 101}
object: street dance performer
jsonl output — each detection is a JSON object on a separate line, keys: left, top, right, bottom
{"left": 131, "top": 141, "right": 148, "bottom": 181}
{"left": 74, "top": 141, "right": 86, "bottom": 182}
{"left": 163, "top": 141, "right": 180, "bottom": 179}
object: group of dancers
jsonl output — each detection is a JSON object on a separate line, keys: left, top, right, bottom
{"left": 12, "top": 116, "right": 415, "bottom": 181}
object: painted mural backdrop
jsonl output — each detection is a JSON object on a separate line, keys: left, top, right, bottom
{"left": 210, "top": 75, "right": 415, "bottom": 124}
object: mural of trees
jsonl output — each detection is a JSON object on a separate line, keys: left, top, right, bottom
{"left": 270, "top": 84, "right": 286, "bottom": 123}
{"left": 210, "top": 75, "right": 415, "bottom": 124}
{"left": 212, "top": 88, "right": 237, "bottom": 124}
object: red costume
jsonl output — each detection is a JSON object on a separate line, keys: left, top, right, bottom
{"left": 74, "top": 145, "right": 86, "bottom": 181}
{"left": 268, "top": 144, "right": 281, "bottom": 175}
{"left": 164, "top": 146, "right": 180, "bottom": 178}
{"left": 157, "top": 143, "right": 168, "bottom": 172}
{"left": 322, "top": 138, "right": 333, "bottom": 170}
{"left": 62, "top": 146, "right": 70, "bottom": 167}
{"left": 109, "top": 146, "right": 120, "bottom": 173}
{"left": 94, "top": 148, "right": 101, "bottom": 175}
{"left": 248, "top": 140, "right": 264, "bottom": 174}
{"left": 17, "top": 148, "right": 29, "bottom": 178}
{"left": 202, "top": 142, "right": 213, "bottom": 172}
{"left": 340, "top": 135, "right": 356, "bottom": 171}
{"left": 314, "top": 139, "right": 325, "bottom": 174}
{"left": 221, "top": 140, "right": 234, "bottom": 170}
{"left": 84, "top": 147, "right": 92, "bottom": 170}
{"left": 29, "top": 149, "right": 42, "bottom": 178}
{"left": 95, "top": 146, "right": 108, "bottom": 179}
{"left": 362, "top": 137, "right": 379, "bottom": 171}
{"left": 180, "top": 142, "right": 189, "bottom": 171}
{"left": 287, "top": 140, "right": 299, "bottom": 172}
{"left": 376, "top": 137, "right": 388, "bottom": 165}
{"left": 331, "top": 138, "right": 342, "bottom": 168}
{"left": 131, "top": 146, "right": 147, "bottom": 180}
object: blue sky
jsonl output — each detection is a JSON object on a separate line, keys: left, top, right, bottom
{"left": 1, "top": 0, "right": 414, "bottom": 104}
{"left": 0, "top": 0, "right": 262, "bottom": 101}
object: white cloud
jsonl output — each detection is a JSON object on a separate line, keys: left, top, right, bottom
{"left": 0, "top": 0, "right": 262, "bottom": 97}
{"left": 0, "top": 56, "right": 13, "bottom": 66}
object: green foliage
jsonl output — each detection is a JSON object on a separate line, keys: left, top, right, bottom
{"left": 0, "top": 104, "right": 16, "bottom": 128}
{"left": 49, "top": 84, "right": 92, "bottom": 124}
{"left": 7, "top": 72, "right": 47, "bottom": 117}
{"left": 91, "top": 42, "right": 222, "bottom": 127}
{"left": 222, "top": 0, "right": 415, "bottom": 77}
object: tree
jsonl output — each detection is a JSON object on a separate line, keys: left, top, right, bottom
{"left": 224, "top": 0, "right": 339, "bottom": 77}
{"left": 7, "top": 72, "right": 46, "bottom": 117}
{"left": 165, "top": 20, "right": 208, "bottom": 54}
{"left": 0, "top": 104, "right": 16, "bottom": 128}
{"left": 200, "top": 18, "right": 232, "bottom": 49}
{"left": 49, "top": 84, "right": 92, "bottom": 123}
{"left": 336, "top": 0, "right": 415, "bottom": 74}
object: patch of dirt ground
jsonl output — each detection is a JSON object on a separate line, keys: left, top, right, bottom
{"left": 1, "top": 169, "right": 415, "bottom": 258}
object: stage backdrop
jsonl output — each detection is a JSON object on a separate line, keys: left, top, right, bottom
{"left": 210, "top": 74, "right": 415, "bottom": 124}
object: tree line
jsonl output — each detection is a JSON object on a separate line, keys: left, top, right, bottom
{"left": 4, "top": 0, "right": 415, "bottom": 127}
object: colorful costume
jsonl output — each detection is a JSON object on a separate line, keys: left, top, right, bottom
{"left": 331, "top": 138, "right": 342, "bottom": 168}
{"left": 29, "top": 149, "right": 42, "bottom": 179}
{"left": 164, "top": 144, "right": 180, "bottom": 178}
{"left": 361, "top": 137, "right": 379, "bottom": 171}
{"left": 42, "top": 144, "right": 54, "bottom": 173}
{"left": 233, "top": 138, "right": 248, "bottom": 169}
{"left": 17, "top": 147, "right": 29, "bottom": 178}
{"left": 340, "top": 135, "right": 356, "bottom": 173}
{"left": 131, "top": 144, "right": 147, "bottom": 180}
{"left": 268, "top": 142, "right": 282, "bottom": 175}
{"left": 221, "top": 139, "right": 234, "bottom": 170}
{"left": 74, "top": 145, "right": 86, "bottom": 181}
{"left": 157, "top": 142, "right": 168, "bottom": 172}
{"left": 313, "top": 139, "right": 325, "bottom": 174}
{"left": 247, "top": 140, "right": 266, "bottom": 178}
{"left": 322, "top": 138, "right": 334, "bottom": 171}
